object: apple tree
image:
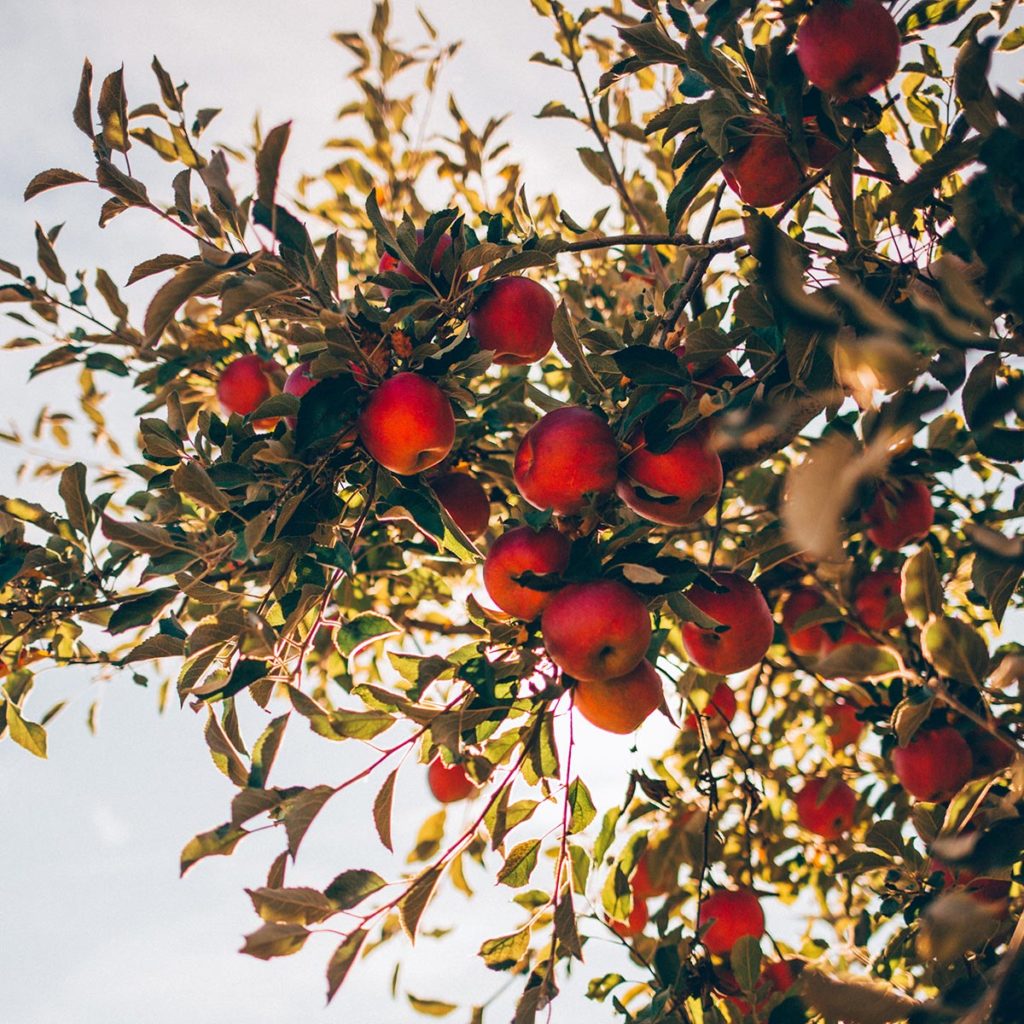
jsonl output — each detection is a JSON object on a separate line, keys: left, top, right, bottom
{"left": 2, "top": 1, "right": 1023, "bottom": 1021}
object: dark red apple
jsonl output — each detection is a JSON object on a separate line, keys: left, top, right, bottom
{"left": 514, "top": 406, "right": 619, "bottom": 516}
{"left": 682, "top": 571, "right": 775, "bottom": 675}
{"left": 218, "top": 354, "right": 275, "bottom": 416}
{"left": 892, "top": 727, "right": 973, "bottom": 802}
{"left": 722, "top": 124, "right": 803, "bottom": 208}
{"left": 431, "top": 472, "right": 490, "bottom": 539}
{"left": 468, "top": 277, "right": 556, "bottom": 366}
{"left": 357, "top": 372, "right": 456, "bottom": 475}
{"left": 854, "top": 570, "right": 906, "bottom": 631}
{"left": 863, "top": 478, "right": 934, "bottom": 550}
{"left": 698, "top": 888, "right": 765, "bottom": 955}
{"left": 825, "top": 699, "right": 864, "bottom": 752}
{"left": 541, "top": 579, "right": 651, "bottom": 681}
{"left": 779, "top": 586, "right": 831, "bottom": 657}
{"left": 793, "top": 776, "right": 858, "bottom": 839}
{"left": 684, "top": 681, "right": 738, "bottom": 734}
{"left": 378, "top": 229, "right": 454, "bottom": 295}
{"left": 797, "top": 0, "right": 902, "bottom": 101}
{"left": 482, "top": 526, "right": 570, "bottom": 620}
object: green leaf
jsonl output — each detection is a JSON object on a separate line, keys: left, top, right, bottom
{"left": 901, "top": 548, "right": 944, "bottom": 627}
{"left": 373, "top": 768, "right": 398, "bottom": 851}
{"left": 731, "top": 935, "right": 763, "bottom": 995}
{"left": 107, "top": 588, "right": 177, "bottom": 635}
{"left": 248, "top": 713, "right": 289, "bottom": 788}
{"left": 921, "top": 616, "right": 989, "bottom": 685}
{"left": 497, "top": 840, "right": 541, "bottom": 888}
{"left": 294, "top": 375, "right": 360, "bottom": 454}
{"left": 326, "top": 929, "right": 368, "bottom": 1003}
{"left": 4, "top": 700, "right": 47, "bottom": 758}
{"left": 239, "top": 922, "right": 309, "bottom": 960}
{"left": 567, "top": 778, "right": 596, "bottom": 834}
{"left": 479, "top": 927, "right": 531, "bottom": 971}
{"left": 180, "top": 823, "right": 247, "bottom": 875}
{"left": 24, "top": 169, "right": 89, "bottom": 202}
{"left": 247, "top": 886, "right": 336, "bottom": 925}
{"left": 335, "top": 613, "right": 401, "bottom": 658}
{"left": 324, "top": 868, "right": 386, "bottom": 909}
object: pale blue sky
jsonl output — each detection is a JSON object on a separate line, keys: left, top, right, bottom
{"left": 2, "top": 4, "right": 1021, "bottom": 1024}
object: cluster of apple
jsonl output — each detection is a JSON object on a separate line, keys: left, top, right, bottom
{"left": 721, "top": 0, "right": 902, "bottom": 208}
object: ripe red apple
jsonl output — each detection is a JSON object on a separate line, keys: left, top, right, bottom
{"left": 793, "top": 776, "right": 857, "bottom": 839}
{"left": 283, "top": 361, "right": 317, "bottom": 428}
{"left": 819, "top": 623, "right": 880, "bottom": 660}
{"left": 482, "top": 526, "right": 570, "bottom": 620}
{"left": 864, "top": 478, "right": 934, "bottom": 550}
{"left": 431, "top": 471, "right": 491, "bottom": 539}
{"left": 797, "top": 0, "right": 902, "bottom": 101}
{"left": 610, "top": 898, "right": 649, "bottom": 939}
{"left": 825, "top": 699, "right": 864, "bottom": 752}
{"left": 930, "top": 859, "right": 1011, "bottom": 913}
{"left": 217, "top": 354, "right": 275, "bottom": 416}
{"left": 541, "top": 579, "right": 651, "bottom": 681}
{"left": 779, "top": 586, "right": 830, "bottom": 657}
{"left": 722, "top": 124, "right": 803, "bottom": 208}
{"left": 698, "top": 888, "right": 765, "bottom": 955}
{"left": 805, "top": 122, "right": 842, "bottom": 168}
{"left": 675, "top": 345, "right": 742, "bottom": 393}
{"left": 854, "top": 570, "right": 906, "bottom": 631}
{"left": 682, "top": 571, "right": 775, "bottom": 675}
{"left": 514, "top": 406, "right": 619, "bottom": 515}
{"left": 684, "top": 681, "right": 738, "bottom": 734}
{"left": 378, "top": 229, "right": 454, "bottom": 295}
{"left": 966, "top": 728, "right": 1015, "bottom": 779}
{"left": 357, "top": 372, "right": 456, "bottom": 475}
{"left": 468, "top": 277, "right": 556, "bottom": 366}
{"left": 617, "top": 422, "right": 724, "bottom": 526}
{"left": 573, "top": 659, "right": 663, "bottom": 734}
{"left": 632, "top": 852, "right": 669, "bottom": 901}
{"left": 892, "top": 727, "right": 973, "bottom": 802}
{"left": 427, "top": 757, "right": 477, "bottom": 803}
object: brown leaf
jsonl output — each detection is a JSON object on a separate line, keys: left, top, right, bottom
{"left": 24, "top": 169, "right": 89, "bottom": 202}
{"left": 97, "top": 67, "right": 130, "bottom": 152}
{"left": 34, "top": 223, "right": 66, "bottom": 285}
{"left": 257, "top": 121, "right": 292, "bottom": 210}
{"left": 72, "top": 59, "right": 94, "bottom": 138}
{"left": 143, "top": 261, "right": 225, "bottom": 345}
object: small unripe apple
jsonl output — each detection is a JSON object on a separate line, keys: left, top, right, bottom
{"left": 378, "top": 229, "right": 454, "bottom": 295}
{"left": 617, "top": 423, "right": 723, "bottom": 526}
{"left": 431, "top": 472, "right": 491, "bottom": 539}
{"left": 793, "top": 776, "right": 857, "bottom": 839}
{"left": 427, "top": 757, "right": 477, "bottom": 803}
{"left": 796, "top": 0, "right": 902, "bottom": 101}
{"left": 722, "top": 124, "right": 803, "bottom": 208}
{"left": 357, "top": 372, "right": 456, "bottom": 475}
{"left": 864, "top": 478, "right": 934, "bottom": 550}
{"left": 779, "top": 586, "right": 830, "bottom": 657}
{"left": 698, "top": 888, "right": 765, "bottom": 955}
{"left": 610, "top": 899, "right": 649, "bottom": 939}
{"left": 217, "top": 354, "right": 275, "bottom": 416}
{"left": 854, "top": 570, "right": 906, "bottom": 631}
{"left": 514, "top": 406, "right": 619, "bottom": 516}
{"left": 684, "top": 681, "right": 738, "bottom": 734}
{"left": 541, "top": 579, "right": 651, "bottom": 681}
{"left": 468, "top": 277, "right": 556, "bottom": 365}
{"left": 892, "top": 727, "right": 973, "bottom": 802}
{"left": 482, "top": 526, "right": 570, "bottom": 620}
{"left": 825, "top": 699, "right": 864, "bottom": 752}
{"left": 682, "top": 571, "right": 774, "bottom": 675}
{"left": 573, "top": 659, "right": 663, "bottom": 734}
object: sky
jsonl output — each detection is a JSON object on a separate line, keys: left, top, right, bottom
{"left": 1, "top": 3, "right": 1022, "bottom": 1024}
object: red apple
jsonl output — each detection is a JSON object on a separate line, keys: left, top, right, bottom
{"left": 722, "top": 124, "right": 803, "bottom": 208}
{"left": 892, "top": 727, "right": 973, "bottom": 802}
{"left": 357, "top": 372, "right": 456, "bottom": 475}
{"left": 514, "top": 406, "right": 619, "bottom": 515}
{"left": 378, "top": 229, "right": 454, "bottom": 295}
{"left": 573, "top": 659, "right": 663, "bottom": 734}
{"left": 698, "top": 888, "right": 765, "bottom": 955}
{"left": 617, "top": 422, "right": 723, "bottom": 526}
{"left": 676, "top": 345, "right": 742, "bottom": 392}
{"left": 819, "top": 623, "right": 879, "bottom": 659}
{"left": 217, "top": 354, "right": 275, "bottom": 416}
{"left": 797, "top": 0, "right": 901, "bottom": 101}
{"left": 482, "top": 526, "right": 570, "bottom": 620}
{"left": 610, "top": 898, "right": 649, "bottom": 939}
{"left": 427, "top": 757, "right": 477, "bottom": 803}
{"left": 541, "top": 579, "right": 651, "bottom": 681}
{"left": 684, "top": 681, "right": 738, "bottom": 734}
{"left": 793, "top": 776, "right": 858, "bottom": 839}
{"left": 825, "top": 699, "right": 864, "bottom": 752}
{"left": 718, "top": 959, "right": 798, "bottom": 1014}
{"left": 283, "top": 361, "right": 317, "bottom": 428}
{"left": 779, "top": 587, "right": 831, "bottom": 657}
{"left": 468, "top": 277, "right": 556, "bottom": 366}
{"left": 682, "top": 571, "right": 775, "bottom": 675}
{"left": 632, "top": 852, "right": 669, "bottom": 900}
{"left": 864, "top": 478, "right": 934, "bottom": 550}
{"left": 854, "top": 570, "right": 906, "bottom": 631}
{"left": 930, "top": 859, "right": 1011, "bottom": 913}
{"left": 431, "top": 472, "right": 491, "bottom": 539}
